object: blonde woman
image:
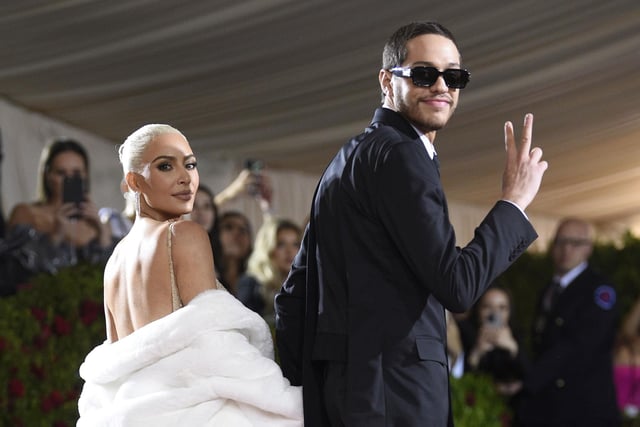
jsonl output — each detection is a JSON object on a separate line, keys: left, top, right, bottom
{"left": 77, "top": 124, "right": 302, "bottom": 426}
{"left": 237, "top": 217, "right": 301, "bottom": 325}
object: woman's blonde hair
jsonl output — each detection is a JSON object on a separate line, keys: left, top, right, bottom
{"left": 118, "top": 124, "right": 184, "bottom": 175}
{"left": 246, "top": 217, "right": 301, "bottom": 307}
{"left": 117, "top": 124, "right": 185, "bottom": 208}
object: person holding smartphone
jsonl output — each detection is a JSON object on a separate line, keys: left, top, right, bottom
{"left": 465, "top": 285, "right": 528, "bottom": 404}
{"left": 4, "top": 138, "right": 115, "bottom": 291}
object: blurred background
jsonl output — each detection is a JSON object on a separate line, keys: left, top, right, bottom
{"left": 1, "top": 0, "right": 639, "bottom": 249}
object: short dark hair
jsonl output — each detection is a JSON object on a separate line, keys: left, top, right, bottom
{"left": 382, "top": 22, "right": 459, "bottom": 70}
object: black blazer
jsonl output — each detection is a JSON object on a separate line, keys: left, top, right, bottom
{"left": 275, "top": 107, "right": 537, "bottom": 427}
{"left": 517, "top": 266, "right": 620, "bottom": 426}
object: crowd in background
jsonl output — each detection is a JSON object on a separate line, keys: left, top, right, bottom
{"left": 1, "top": 137, "right": 639, "bottom": 426}
{"left": 0, "top": 138, "right": 303, "bottom": 324}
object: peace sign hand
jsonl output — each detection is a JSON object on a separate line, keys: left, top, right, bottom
{"left": 501, "top": 113, "right": 548, "bottom": 210}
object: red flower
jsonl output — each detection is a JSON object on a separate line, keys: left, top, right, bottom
{"left": 53, "top": 315, "right": 72, "bottom": 336}
{"left": 30, "top": 306, "right": 46, "bottom": 324}
{"left": 41, "top": 396, "right": 54, "bottom": 413}
{"left": 80, "top": 299, "right": 101, "bottom": 325}
{"left": 33, "top": 325, "right": 52, "bottom": 349}
{"left": 30, "top": 363, "right": 46, "bottom": 380}
{"left": 0, "top": 336, "right": 8, "bottom": 351}
{"left": 8, "top": 378, "right": 25, "bottom": 398}
{"left": 464, "top": 391, "right": 476, "bottom": 407}
{"left": 50, "top": 390, "right": 65, "bottom": 407}
{"left": 66, "top": 388, "right": 80, "bottom": 402}
{"left": 41, "top": 390, "right": 65, "bottom": 413}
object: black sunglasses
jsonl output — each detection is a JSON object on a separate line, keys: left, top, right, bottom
{"left": 389, "top": 66, "right": 470, "bottom": 89}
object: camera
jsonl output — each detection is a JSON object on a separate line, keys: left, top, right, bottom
{"left": 63, "top": 174, "right": 85, "bottom": 219}
{"left": 486, "top": 312, "right": 502, "bottom": 327}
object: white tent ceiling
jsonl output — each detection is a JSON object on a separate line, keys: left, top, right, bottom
{"left": 1, "top": 0, "right": 640, "bottom": 230}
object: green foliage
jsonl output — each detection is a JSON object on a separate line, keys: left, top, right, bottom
{"left": 0, "top": 263, "right": 105, "bottom": 427}
{"left": 592, "top": 233, "right": 640, "bottom": 320}
{"left": 450, "top": 373, "right": 511, "bottom": 426}
{"left": 1, "top": 234, "right": 639, "bottom": 425}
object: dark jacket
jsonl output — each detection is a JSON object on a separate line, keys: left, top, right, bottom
{"left": 275, "top": 107, "right": 538, "bottom": 427}
{"left": 517, "top": 266, "right": 620, "bottom": 426}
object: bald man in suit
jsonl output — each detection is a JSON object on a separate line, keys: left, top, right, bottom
{"left": 517, "top": 218, "right": 620, "bottom": 426}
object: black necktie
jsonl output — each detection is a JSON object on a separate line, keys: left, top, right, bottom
{"left": 543, "top": 280, "right": 563, "bottom": 311}
{"left": 433, "top": 154, "right": 440, "bottom": 174}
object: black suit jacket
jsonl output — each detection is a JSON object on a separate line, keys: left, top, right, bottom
{"left": 518, "top": 266, "right": 620, "bottom": 426}
{"left": 275, "top": 108, "right": 538, "bottom": 427}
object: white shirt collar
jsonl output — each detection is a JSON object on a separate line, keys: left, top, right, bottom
{"left": 410, "top": 124, "right": 436, "bottom": 160}
{"left": 554, "top": 261, "right": 588, "bottom": 289}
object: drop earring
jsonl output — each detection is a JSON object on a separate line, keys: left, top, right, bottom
{"left": 135, "top": 191, "right": 141, "bottom": 216}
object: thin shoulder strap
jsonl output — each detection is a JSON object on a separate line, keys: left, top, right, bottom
{"left": 167, "top": 221, "right": 183, "bottom": 311}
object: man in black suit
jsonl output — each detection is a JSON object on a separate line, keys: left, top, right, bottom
{"left": 275, "top": 21, "right": 548, "bottom": 427}
{"left": 517, "top": 218, "right": 620, "bottom": 426}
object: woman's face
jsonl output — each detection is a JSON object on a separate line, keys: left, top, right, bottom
{"left": 478, "top": 288, "right": 511, "bottom": 327}
{"left": 191, "top": 189, "right": 216, "bottom": 232}
{"left": 47, "top": 151, "right": 87, "bottom": 201}
{"left": 270, "top": 227, "right": 301, "bottom": 275}
{"left": 134, "top": 132, "right": 199, "bottom": 221}
{"left": 218, "top": 215, "right": 251, "bottom": 259}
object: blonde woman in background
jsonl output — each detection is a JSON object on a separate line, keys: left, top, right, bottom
{"left": 237, "top": 216, "right": 302, "bottom": 325}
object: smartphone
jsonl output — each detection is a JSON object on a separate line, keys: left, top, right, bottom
{"left": 244, "top": 159, "right": 264, "bottom": 196}
{"left": 486, "top": 312, "right": 502, "bottom": 327}
{"left": 244, "top": 159, "right": 264, "bottom": 173}
{"left": 63, "top": 174, "right": 85, "bottom": 205}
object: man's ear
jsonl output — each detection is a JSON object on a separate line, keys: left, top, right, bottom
{"left": 125, "top": 171, "right": 142, "bottom": 193}
{"left": 378, "top": 68, "right": 393, "bottom": 98}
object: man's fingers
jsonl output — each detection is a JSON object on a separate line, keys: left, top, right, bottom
{"left": 504, "top": 121, "right": 517, "bottom": 169}
{"left": 519, "top": 113, "right": 534, "bottom": 156}
{"left": 529, "top": 146, "right": 543, "bottom": 162}
{"left": 504, "top": 121, "right": 514, "bottom": 151}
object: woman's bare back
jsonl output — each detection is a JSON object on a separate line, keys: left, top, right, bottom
{"left": 104, "top": 218, "right": 217, "bottom": 342}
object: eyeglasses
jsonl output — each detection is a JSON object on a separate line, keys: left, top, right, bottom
{"left": 389, "top": 66, "right": 470, "bottom": 89}
{"left": 553, "top": 237, "right": 591, "bottom": 248}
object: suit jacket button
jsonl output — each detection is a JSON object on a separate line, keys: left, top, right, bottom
{"left": 555, "top": 317, "right": 564, "bottom": 326}
{"left": 555, "top": 378, "right": 565, "bottom": 388}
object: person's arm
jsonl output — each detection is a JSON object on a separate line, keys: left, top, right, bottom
{"left": 80, "top": 198, "right": 114, "bottom": 248}
{"left": 214, "top": 169, "right": 253, "bottom": 207}
{"left": 373, "top": 115, "right": 545, "bottom": 312}
{"left": 170, "top": 220, "right": 218, "bottom": 304}
{"left": 274, "top": 225, "right": 309, "bottom": 385}
{"left": 7, "top": 203, "right": 34, "bottom": 230}
{"left": 467, "top": 326, "right": 496, "bottom": 369}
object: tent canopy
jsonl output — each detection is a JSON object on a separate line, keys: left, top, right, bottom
{"left": 1, "top": 0, "right": 639, "bottom": 231}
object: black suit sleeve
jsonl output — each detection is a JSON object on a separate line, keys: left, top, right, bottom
{"left": 375, "top": 140, "right": 536, "bottom": 312}
{"left": 274, "top": 225, "right": 310, "bottom": 385}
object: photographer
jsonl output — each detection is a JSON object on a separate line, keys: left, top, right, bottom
{"left": 3, "top": 138, "right": 115, "bottom": 294}
{"left": 466, "top": 285, "right": 528, "bottom": 400}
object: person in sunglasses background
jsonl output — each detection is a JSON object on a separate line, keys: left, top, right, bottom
{"left": 275, "top": 21, "right": 548, "bottom": 427}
